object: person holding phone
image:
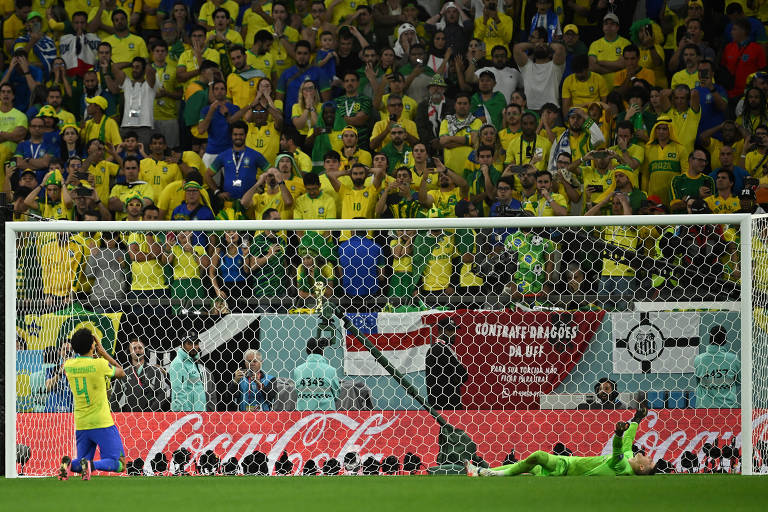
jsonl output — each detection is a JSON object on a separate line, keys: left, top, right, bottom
{"left": 580, "top": 149, "right": 614, "bottom": 213}
{"left": 233, "top": 349, "right": 275, "bottom": 411}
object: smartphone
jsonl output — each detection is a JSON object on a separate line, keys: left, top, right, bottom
{"left": 426, "top": 157, "right": 435, "bottom": 167}
{"left": 591, "top": 185, "right": 604, "bottom": 193}
{"left": 75, "top": 172, "right": 88, "bottom": 180}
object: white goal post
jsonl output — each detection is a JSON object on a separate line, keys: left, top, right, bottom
{"left": 4, "top": 214, "right": 761, "bottom": 477}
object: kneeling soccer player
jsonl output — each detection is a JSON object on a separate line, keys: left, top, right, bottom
{"left": 467, "top": 408, "right": 654, "bottom": 477}
{"left": 58, "top": 328, "right": 127, "bottom": 480}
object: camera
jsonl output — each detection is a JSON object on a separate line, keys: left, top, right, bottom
{"left": 75, "top": 172, "right": 88, "bottom": 180}
{"left": 244, "top": 369, "right": 255, "bottom": 380}
{"left": 591, "top": 185, "right": 604, "bottom": 193}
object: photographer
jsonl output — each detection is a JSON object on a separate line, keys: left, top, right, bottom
{"left": 111, "top": 338, "right": 169, "bottom": 412}
{"left": 742, "top": 124, "right": 768, "bottom": 177}
{"left": 233, "top": 349, "right": 276, "bottom": 412}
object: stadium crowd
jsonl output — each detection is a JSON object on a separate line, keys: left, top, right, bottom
{"left": 5, "top": 0, "right": 765, "bottom": 307}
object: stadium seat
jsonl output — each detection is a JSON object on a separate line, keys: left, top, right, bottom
{"left": 271, "top": 377, "right": 297, "bottom": 411}
{"left": 666, "top": 391, "right": 687, "bottom": 409}
{"left": 337, "top": 380, "right": 374, "bottom": 410}
{"left": 646, "top": 391, "right": 667, "bottom": 409}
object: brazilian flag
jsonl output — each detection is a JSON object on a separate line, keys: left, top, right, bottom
{"left": 17, "top": 302, "right": 122, "bottom": 355}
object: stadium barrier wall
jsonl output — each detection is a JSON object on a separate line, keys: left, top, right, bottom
{"left": 14, "top": 409, "right": 758, "bottom": 476}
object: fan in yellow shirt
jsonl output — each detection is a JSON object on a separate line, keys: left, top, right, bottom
{"left": 664, "top": 84, "right": 701, "bottom": 150}
{"left": 587, "top": 13, "right": 630, "bottom": 90}
{"left": 561, "top": 55, "right": 609, "bottom": 113}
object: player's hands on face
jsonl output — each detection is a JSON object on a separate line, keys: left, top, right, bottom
{"left": 615, "top": 421, "right": 629, "bottom": 435}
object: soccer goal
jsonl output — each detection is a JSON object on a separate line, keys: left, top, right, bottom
{"left": 4, "top": 214, "right": 765, "bottom": 477}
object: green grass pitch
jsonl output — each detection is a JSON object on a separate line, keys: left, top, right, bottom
{"left": 2, "top": 475, "right": 767, "bottom": 511}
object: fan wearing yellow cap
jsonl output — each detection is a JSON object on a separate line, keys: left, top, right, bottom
{"left": 337, "top": 126, "right": 372, "bottom": 171}
{"left": 82, "top": 96, "right": 123, "bottom": 147}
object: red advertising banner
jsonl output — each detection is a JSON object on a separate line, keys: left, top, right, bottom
{"left": 423, "top": 310, "right": 607, "bottom": 409}
{"left": 16, "top": 409, "right": 761, "bottom": 477}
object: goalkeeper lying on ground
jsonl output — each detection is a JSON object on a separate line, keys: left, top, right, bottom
{"left": 467, "top": 407, "right": 654, "bottom": 477}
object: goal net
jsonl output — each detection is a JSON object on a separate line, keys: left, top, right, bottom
{"left": 4, "top": 214, "right": 762, "bottom": 477}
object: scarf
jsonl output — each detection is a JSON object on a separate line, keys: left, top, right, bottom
{"left": 444, "top": 113, "right": 477, "bottom": 136}
{"left": 548, "top": 118, "right": 605, "bottom": 172}
{"left": 529, "top": 11, "right": 560, "bottom": 42}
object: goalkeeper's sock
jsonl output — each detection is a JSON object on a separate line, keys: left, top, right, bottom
{"left": 94, "top": 458, "right": 121, "bottom": 472}
{"left": 493, "top": 460, "right": 534, "bottom": 476}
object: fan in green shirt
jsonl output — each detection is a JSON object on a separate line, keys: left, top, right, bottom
{"left": 470, "top": 71, "right": 507, "bottom": 130}
{"left": 467, "top": 407, "right": 656, "bottom": 477}
{"left": 250, "top": 208, "right": 287, "bottom": 297}
{"left": 669, "top": 148, "right": 714, "bottom": 213}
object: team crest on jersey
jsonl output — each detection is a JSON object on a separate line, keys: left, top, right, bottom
{"left": 163, "top": 74, "right": 170, "bottom": 80}
{"left": 667, "top": 153, "right": 676, "bottom": 158}
{"left": 265, "top": 129, "right": 270, "bottom": 135}
{"left": 589, "top": 86, "right": 594, "bottom": 93}
{"left": 264, "top": 60, "right": 270, "bottom": 66}
{"left": 244, "top": 158, "right": 250, "bottom": 166}
{"left": 318, "top": 207, "right": 325, "bottom": 214}
{"left": 606, "top": 178, "right": 612, "bottom": 185}
{"left": 250, "top": 81, "right": 254, "bottom": 86}
{"left": 615, "top": 48, "right": 622, "bottom": 55}
{"left": 129, "top": 43, "right": 135, "bottom": 49}
{"left": 162, "top": 166, "right": 168, "bottom": 173}
{"left": 363, "top": 191, "right": 369, "bottom": 198}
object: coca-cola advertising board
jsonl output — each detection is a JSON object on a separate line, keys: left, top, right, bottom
{"left": 16, "top": 409, "right": 763, "bottom": 476}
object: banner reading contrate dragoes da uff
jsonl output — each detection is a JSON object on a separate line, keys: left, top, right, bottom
{"left": 428, "top": 310, "right": 607, "bottom": 409}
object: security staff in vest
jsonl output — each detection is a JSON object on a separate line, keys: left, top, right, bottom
{"left": 294, "top": 337, "right": 340, "bottom": 411}
{"left": 694, "top": 325, "right": 740, "bottom": 408}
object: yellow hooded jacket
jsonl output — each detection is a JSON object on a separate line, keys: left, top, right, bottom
{"left": 642, "top": 117, "right": 689, "bottom": 206}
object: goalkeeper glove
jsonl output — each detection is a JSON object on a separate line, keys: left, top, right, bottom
{"left": 631, "top": 405, "right": 648, "bottom": 424}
